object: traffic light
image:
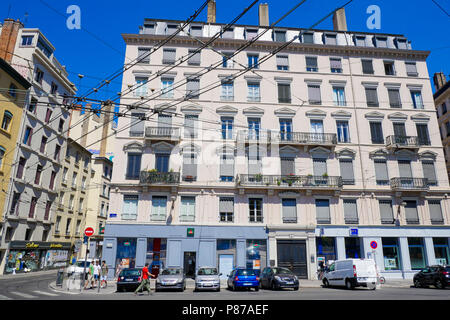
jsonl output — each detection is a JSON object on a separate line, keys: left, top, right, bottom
{"left": 100, "top": 226, "right": 105, "bottom": 234}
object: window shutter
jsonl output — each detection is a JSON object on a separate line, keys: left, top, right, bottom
{"left": 190, "top": 26, "right": 202, "bottom": 37}
{"left": 181, "top": 197, "right": 195, "bottom": 221}
{"left": 223, "top": 28, "right": 234, "bottom": 39}
{"left": 405, "top": 62, "right": 417, "bottom": 75}
{"left": 158, "top": 114, "right": 172, "bottom": 127}
{"left": 422, "top": 161, "right": 436, "bottom": 185}
{"left": 281, "top": 157, "right": 295, "bottom": 175}
{"left": 152, "top": 197, "right": 167, "bottom": 220}
{"left": 138, "top": 47, "right": 150, "bottom": 63}
{"left": 186, "top": 79, "right": 200, "bottom": 98}
{"left": 330, "top": 58, "right": 342, "bottom": 69}
{"left": 393, "top": 123, "right": 406, "bottom": 137}
{"left": 343, "top": 199, "right": 358, "bottom": 223}
{"left": 339, "top": 159, "right": 355, "bottom": 184}
{"left": 282, "top": 199, "right": 297, "bottom": 222}
{"left": 365, "top": 87, "right": 379, "bottom": 106}
{"left": 405, "top": 201, "right": 419, "bottom": 223}
{"left": 274, "top": 31, "right": 286, "bottom": 42}
{"left": 379, "top": 200, "right": 394, "bottom": 223}
{"left": 276, "top": 55, "right": 289, "bottom": 67}
{"left": 130, "top": 113, "right": 145, "bottom": 136}
{"left": 313, "top": 158, "right": 327, "bottom": 176}
{"left": 370, "top": 122, "right": 383, "bottom": 143}
{"left": 388, "top": 89, "right": 401, "bottom": 107}
{"left": 303, "top": 33, "right": 314, "bottom": 43}
{"left": 374, "top": 160, "right": 389, "bottom": 183}
{"left": 220, "top": 153, "right": 234, "bottom": 177}
{"left": 362, "top": 60, "right": 374, "bottom": 73}
{"left": 325, "top": 34, "right": 337, "bottom": 45}
{"left": 308, "top": 85, "right": 321, "bottom": 104}
{"left": 188, "top": 50, "right": 201, "bottom": 65}
{"left": 316, "top": 199, "right": 330, "bottom": 223}
{"left": 183, "top": 153, "right": 197, "bottom": 179}
{"left": 278, "top": 83, "right": 291, "bottom": 103}
{"left": 163, "top": 48, "right": 176, "bottom": 64}
{"left": 416, "top": 124, "right": 430, "bottom": 145}
{"left": 123, "top": 195, "right": 138, "bottom": 220}
{"left": 246, "top": 29, "right": 258, "bottom": 40}
{"left": 398, "top": 160, "right": 412, "bottom": 178}
{"left": 306, "top": 57, "right": 317, "bottom": 69}
{"left": 428, "top": 200, "right": 443, "bottom": 223}
{"left": 184, "top": 115, "right": 198, "bottom": 138}
{"left": 220, "top": 197, "right": 234, "bottom": 213}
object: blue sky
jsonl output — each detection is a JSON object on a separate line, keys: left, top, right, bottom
{"left": 2, "top": 0, "right": 449, "bottom": 102}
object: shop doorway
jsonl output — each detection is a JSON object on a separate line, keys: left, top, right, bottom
{"left": 277, "top": 240, "right": 308, "bottom": 278}
{"left": 183, "top": 252, "right": 196, "bottom": 278}
{"left": 219, "top": 254, "right": 234, "bottom": 279}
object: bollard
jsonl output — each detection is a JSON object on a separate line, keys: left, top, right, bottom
{"left": 56, "top": 268, "right": 64, "bottom": 287}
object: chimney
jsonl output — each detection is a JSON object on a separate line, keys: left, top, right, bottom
{"left": 207, "top": 0, "right": 216, "bottom": 24}
{"left": 0, "top": 19, "right": 24, "bottom": 63}
{"left": 332, "top": 7, "right": 347, "bottom": 31}
{"left": 433, "top": 72, "right": 447, "bottom": 91}
{"left": 259, "top": 3, "right": 269, "bottom": 27}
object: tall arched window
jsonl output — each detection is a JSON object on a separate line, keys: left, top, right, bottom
{"left": 1, "top": 111, "right": 13, "bottom": 131}
{"left": 0, "top": 146, "right": 5, "bottom": 169}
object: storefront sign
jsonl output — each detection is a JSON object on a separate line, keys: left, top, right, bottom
{"left": 9, "top": 241, "right": 71, "bottom": 250}
{"left": 50, "top": 244, "right": 63, "bottom": 249}
{"left": 26, "top": 242, "right": 39, "bottom": 249}
{"left": 349, "top": 228, "right": 358, "bottom": 236}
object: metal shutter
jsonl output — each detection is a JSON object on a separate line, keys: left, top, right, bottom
{"left": 398, "top": 160, "right": 412, "bottom": 178}
{"left": 339, "top": 159, "right": 354, "bottom": 184}
{"left": 219, "top": 197, "right": 234, "bottom": 213}
{"left": 308, "top": 85, "right": 321, "bottom": 104}
{"left": 282, "top": 199, "right": 297, "bottom": 222}
{"left": 343, "top": 199, "right": 358, "bottom": 223}
{"left": 313, "top": 158, "right": 327, "bottom": 176}
{"left": 188, "top": 50, "right": 201, "bottom": 65}
{"left": 130, "top": 113, "right": 145, "bottom": 136}
{"left": 404, "top": 201, "right": 419, "bottom": 223}
{"left": 422, "top": 161, "right": 436, "bottom": 185}
{"left": 365, "top": 87, "right": 379, "bottom": 106}
{"left": 379, "top": 200, "right": 394, "bottom": 223}
{"left": 315, "top": 199, "right": 330, "bottom": 223}
{"left": 388, "top": 89, "right": 401, "bottom": 107}
{"left": 220, "top": 153, "right": 234, "bottom": 177}
{"left": 428, "top": 200, "right": 443, "bottom": 223}
{"left": 281, "top": 158, "right": 295, "bottom": 175}
{"left": 374, "top": 160, "right": 389, "bottom": 182}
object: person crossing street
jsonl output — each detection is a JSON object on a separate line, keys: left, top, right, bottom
{"left": 134, "top": 263, "right": 154, "bottom": 295}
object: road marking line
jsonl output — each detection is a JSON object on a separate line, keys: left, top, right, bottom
{"left": 0, "top": 294, "right": 12, "bottom": 300}
{"left": 10, "top": 292, "right": 36, "bottom": 299}
{"left": 32, "top": 290, "right": 59, "bottom": 297}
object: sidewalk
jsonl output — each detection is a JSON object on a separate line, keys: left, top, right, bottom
{"left": 48, "top": 277, "right": 413, "bottom": 294}
{"left": 0, "top": 269, "right": 58, "bottom": 280}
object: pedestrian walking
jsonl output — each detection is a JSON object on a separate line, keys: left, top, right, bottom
{"left": 100, "top": 260, "right": 108, "bottom": 288}
{"left": 93, "top": 260, "right": 101, "bottom": 287}
{"left": 84, "top": 261, "right": 95, "bottom": 290}
{"left": 134, "top": 263, "right": 154, "bottom": 295}
{"left": 115, "top": 260, "right": 124, "bottom": 280}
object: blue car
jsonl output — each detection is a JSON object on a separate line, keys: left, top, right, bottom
{"left": 227, "top": 268, "right": 260, "bottom": 291}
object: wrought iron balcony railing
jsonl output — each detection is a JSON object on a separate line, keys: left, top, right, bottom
{"left": 237, "top": 174, "right": 343, "bottom": 188}
{"left": 275, "top": 132, "right": 337, "bottom": 145}
{"left": 140, "top": 171, "right": 180, "bottom": 185}
{"left": 145, "top": 127, "right": 180, "bottom": 140}
{"left": 390, "top": 177, "right": 429, "bottom": 190}
{"left": 386, "top": 135, "right": 419, "bottom": 149}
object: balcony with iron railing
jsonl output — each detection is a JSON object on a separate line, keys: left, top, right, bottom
{"left": 139, "top": 171, "right": 180, "bottom": 185}
{"left": 236, "top": 130, "right": 272, "bottom": 143}
{"left": 274, "top": 132, "right": 337, "bottom": 146}
{"left": 144, "top": 127, "right": 180, "bottom": 141}
{"left": 386, "top": 135, "right": 420, "bottom": 149}
{"left": 390, "top": 177, "right": 429, "bottom": 190}
{"left": 237, "top": 174, "right": 343, "bottom": 189}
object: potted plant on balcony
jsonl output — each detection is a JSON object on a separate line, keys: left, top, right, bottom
{"left": 277, "top": 179, "right": 281, "bottom": 186}
{"left": 254, "top": 174, "right": 262, "bottom": 182}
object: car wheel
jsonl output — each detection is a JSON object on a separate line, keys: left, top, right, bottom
{"left": 435, "top": 279, "right": 444, "bottom": 289}
{"left": 414, "top": 279, "right": 422, "bottom": 288}
{"left": 270, "top": 281, "right": 276, "bottom": 290}
{"left": 255, "top": 286, "right": 259, "bottom": 292}
{"left": 345, "top": 279, "right": 354, "bottom": 290}
{"left": 323, "top": 279, "right": 329, "bottom": 288}
{"left": 232, "top": 283, "right": 236, "bottom": 291}
{"left": 294, "top": 286, "right": 299, "bottom": 291}
{"left": 217, "top": 287, "right": 220, "bottom": 292}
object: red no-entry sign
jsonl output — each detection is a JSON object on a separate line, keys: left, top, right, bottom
{"left": 84, "top": 227, "right": 95, "bottom": 237}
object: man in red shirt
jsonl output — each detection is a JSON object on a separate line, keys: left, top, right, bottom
{"left": 134, "top": 263, "right": 155, "bottom": 295}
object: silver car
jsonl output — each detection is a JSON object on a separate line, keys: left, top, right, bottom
{"left": 194, "top": 267, "right": 221, "bottom": 292}
{"left": 155, "top": 268, "right": 186, "bottom": 292}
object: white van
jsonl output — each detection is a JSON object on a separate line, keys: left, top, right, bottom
{"left": 322, "top": 258, "right": 377, "bottom": 290}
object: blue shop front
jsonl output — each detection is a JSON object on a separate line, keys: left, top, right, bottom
{"left": 102, "top": 224, "right": 268, "bottom": 280}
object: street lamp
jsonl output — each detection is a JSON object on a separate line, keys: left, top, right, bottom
{"left": 395, "top": 201, "right": 407, "bottom": 227}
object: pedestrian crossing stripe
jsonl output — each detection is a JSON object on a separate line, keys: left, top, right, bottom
{"left": 10, "top": 292, "right": 35, "bottom": 299}
{"left": 32, "top": 290, "right": 59, "bottom": 297}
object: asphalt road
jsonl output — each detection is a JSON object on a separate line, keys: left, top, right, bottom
{"left": 0, "top": 272, "right": 449, "bottom": 301}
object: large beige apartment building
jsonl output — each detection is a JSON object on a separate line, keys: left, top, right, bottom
{"left": 102, "top": 3, "right": 450, "bottom": 280}
{"left": 434, "top": 72, "right": 450, "bottom": 181}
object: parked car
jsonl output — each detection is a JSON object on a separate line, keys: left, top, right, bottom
{"left": 155, "top": 268, "right": 186, "bottom": 292}
{"left": 116, "top": 268, "right": 142, "bottom": 292}
{"left": 66, "top": 259, "right": 93, "bottom": 276}
{"left": 322, "top": 258, "right": 377, "bottom": 290}
{"left": 227, "top": 268, "right": 259, "bottom": 291}
{"left": 259, "top": 267, "right": 299, "bottom": 290}
{"left": 413, "top": 265, "right": 450, "bottom": 289}
{"left": 195, "top": 267, "right": 221, "bottom": 292}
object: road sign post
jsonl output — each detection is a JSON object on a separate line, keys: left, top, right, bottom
{"left": 81, "top": 227, "right": 95, "bottom": 292}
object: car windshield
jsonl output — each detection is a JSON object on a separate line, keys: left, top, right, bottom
{"left": 161, "top": 269, "right": 182, "bottom": 275}
{"left": 237, "top": 269, "right": 256, "bottom": 276}
{"left": 198, "top": 268, "right": 218, "bottom": 275}
{"left": 75, "top": 261, "right": 90, "bottom": 267}
{"left": 120, "top": 269, "right": 141, "bottom": 277}
{"left": 272, "top": 267, "right": 292, "bottom": 275}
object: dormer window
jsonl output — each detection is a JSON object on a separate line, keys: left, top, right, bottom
{"left": 190, "top": 25, "right": 203, "bottom": 37}
{"left": 354, "top": 35, "right": 366, "bottom": 46}
{"left": 273, "top": 30, "right": 286, "bottom": 42}
{"left": 375, "top": 36, "right": 388, "bottom": 48}
{"left": 166, "top": 24, "right": 179, "bottom": 35}
{"left": 302, "top": 32, "right": 314, "bottom": 44}
{"left": 222, "top": 27, "right": 234, "bottom": 39}
{"left": 395, "top": 38, "right": 408, "bottom": 49}
{"left": 324, "top": 33, "right": 337, "bottom": 45}
{"left": 143, "top": 23, "right": 155, "bottom": 35}
{"left": 245, "top": 29, "right": 258, "bottom": 40}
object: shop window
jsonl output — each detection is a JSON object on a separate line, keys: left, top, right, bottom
{"left": 5, "top": 250, "right": 41, "bottom": 274}
{"left": 115, "top": 238, "right": 137, "bottom": 270}
{"left": 433, "top": 238, "right": 449, "bottom": 265}
{"left": 316, "top": 237, "right": 336, "bottom": 263}
{"left": 408, "top": 237, "right": 426, "bottom": 270}
{"left": 382, "top": 237, "right": 401, "bottom": 270}
{"left": 246, "top": 240, "right": 266, "bottom": 275}
{"left": 345, "top": 237, "right": 362, "bottom": 258}
{"left": 146, "top": 238, "right": 167, "bottom": 277}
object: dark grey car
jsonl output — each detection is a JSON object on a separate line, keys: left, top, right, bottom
{"left": 155, "top": 268, "right": 186, "bottom": 292}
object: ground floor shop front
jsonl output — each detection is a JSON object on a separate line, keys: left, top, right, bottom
{"left": 102, "top": 224, "right": 268, "bottom": 280}
{"left": 2, "top": 241, "right": 72, "bottom": 274}
{"left": 315, "top": 226, "right": 450, "bottom": 279}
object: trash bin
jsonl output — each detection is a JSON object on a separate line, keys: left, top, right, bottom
{"left": 56, "top": 268, "right": 64, "bottom": 287}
